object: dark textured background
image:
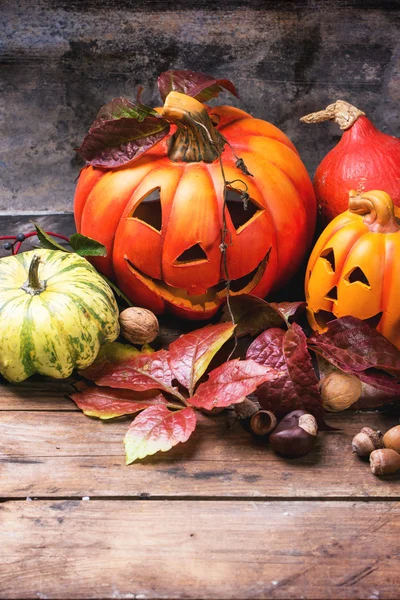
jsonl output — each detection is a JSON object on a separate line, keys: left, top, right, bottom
{"left": 1, "top": 0, "right": 400, "bottom": 212}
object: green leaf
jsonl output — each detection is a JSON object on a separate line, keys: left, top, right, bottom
{"left": 69, "top": 233, "right": 107, "bottom": 257}
{"left": 94, "top": 97, "right": 159, "bottom": 123}
{"left": 32, "top": 222, "right": 69, "bottom": 252}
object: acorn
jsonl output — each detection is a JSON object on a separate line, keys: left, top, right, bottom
{"left": 351, "top": 427, "right": 383, "bottom": 458}
{"left": 370, "top": 448, "right": 400, "bottom": 476}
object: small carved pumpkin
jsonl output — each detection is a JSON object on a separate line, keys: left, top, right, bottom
{"left": 75, "top": 91, "right": 316, "bottom": 320}
{"left": 305, "top": 190, "right": 400, "bottom": 348}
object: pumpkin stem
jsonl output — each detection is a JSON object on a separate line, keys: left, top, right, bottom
{"left": 300, "top": 100, "right": 365, "bottom": 131}
{"left": 21, "top": 254, "right": 47, "bottom": 295}
{"left": 348, "top": 190, "right": 400, "bottom": 233}
{"left": 162, "top": 91, "right": 226, "bottom": 163}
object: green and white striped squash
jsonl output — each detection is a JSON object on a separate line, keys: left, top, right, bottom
{"left": 0, "top": 249, "right": 120, "bottom": 382}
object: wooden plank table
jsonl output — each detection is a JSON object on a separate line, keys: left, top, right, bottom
{"left": 1, "top": 215, "right": 400, "bottom": 599}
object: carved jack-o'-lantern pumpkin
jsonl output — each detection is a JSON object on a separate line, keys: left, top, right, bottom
{"left": 75, "top": 91, "right": 316, "bottom": 319}
{"left": 306, "top": 190, "right": 400, "bottom": 348}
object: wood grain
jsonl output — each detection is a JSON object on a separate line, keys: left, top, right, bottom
{"left": 2, "top": 404, "right": 400, "bottom": 499}
{"left": 0, "top": 378, "right": 77, "bottom": 411}
{"left": 1, "top": 499, "right": 400, "bottom": 599}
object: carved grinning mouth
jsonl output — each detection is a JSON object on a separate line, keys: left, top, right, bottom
{"left": 125, "top": 248, "right": 271, "bottom": 312}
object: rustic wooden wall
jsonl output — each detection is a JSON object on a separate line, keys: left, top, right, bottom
{"left": 1, "top": 0, "right": 400, "bottom": 213}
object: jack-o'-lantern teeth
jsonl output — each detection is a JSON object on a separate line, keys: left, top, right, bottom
{"left": 125, "top": 248, "right": 271, "bottom": 311}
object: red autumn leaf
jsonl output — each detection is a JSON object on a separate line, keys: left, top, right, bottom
{"left": 124, "top": 406, "right": 197, "bottom": 464}
{"left": 168, "top": 322, "right": 235, "bottom": 396}
{"left": 189, "top": 359, "right": 281, "bottom": 411}
{"left": 158, "top": 70, "right": 238, "bottom": 103}
{"left": 247, "top": 324, "right": 325, "bottom": 422}
{"left": 81, "top": 347, "right": 183, "bottom": 400}
{"left": 308, "top": 316, "right": 400, "bottom": 379}
{"left": 221, "top": 294, "right": 285, "bottom": 338}
{"left": 79, "top": 342, "right": 144, "bottom": 381}
{"left": 70, "top": 386, "right": 168, "bottom": 420}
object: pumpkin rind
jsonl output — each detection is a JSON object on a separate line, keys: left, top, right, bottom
{"left": 301, "top": 101, "right": 400, "bottom": 225}
{"left": 75, "top": 101, "right": 316, "bottom": 319}
{"left": 0, "top": 249, "right": 120, "bottom": 382}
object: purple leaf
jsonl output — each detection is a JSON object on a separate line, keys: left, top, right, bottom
{"left": 158, "top": 70, "right": 238, "bottom": 103}
{"left": 308, "top": 316, "right": 400, "bottom": 379}
{"left": 78, "top": 97, "right": 170, "bottom": 168}
{"left": 247, "top": 324, "right": 325, "bottom": 423}
{"left": 354, "top": 369, "right": 400, "bottom": 409}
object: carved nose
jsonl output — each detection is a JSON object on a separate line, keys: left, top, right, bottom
{"left": 174, "top": 244, "right": 208, "bottom": 264}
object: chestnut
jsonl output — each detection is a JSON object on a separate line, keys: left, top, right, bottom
{"left": 269, "top": 410, "right": 318, "bottom": 457}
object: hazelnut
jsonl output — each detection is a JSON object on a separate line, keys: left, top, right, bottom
{"left": 383, "top": 425, "right": 400, "bottom": 454}
{"left": 370, "top": 448, "right": 400, "bottom": 476}
{"left": 119, "top": 307, "right": 159, "bottom": 345}
{"left": 352, "top": 427, "right": 383, "bottom": 458}
{"left": 269, "top": 410, "right": 318, "bottom": 457}
{"left": 320, "top": 371, "right": 362, "bottom": 412}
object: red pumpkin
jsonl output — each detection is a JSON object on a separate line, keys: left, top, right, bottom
{"left": 301, "top": 100, "right": 400, "bottom": 226}
{"left": 75, "top": 91, "right": 316, "bottom": 319}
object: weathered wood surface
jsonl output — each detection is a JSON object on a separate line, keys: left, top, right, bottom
{"left": 2, "top": 0, "right": 400, "bottom": 211}
{"left": 2, "top": 499, "right": 400, "bottom": 599}
{"left": 1, "top": 379, "right": 400, "bottom": 499}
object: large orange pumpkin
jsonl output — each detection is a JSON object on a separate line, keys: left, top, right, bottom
{"left": 75, "top": 91, "right": 316, "bottom": 319}
{"left": 305, "top": 190, "right": 400, "bottom": 348}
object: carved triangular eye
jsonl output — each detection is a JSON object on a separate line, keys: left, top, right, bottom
{"left": 325, "top": 286, "right": 338, "bottom": 301}
{"left": 131, "top": 188, "right": 162, "bottom": 232}
{"left": 174, "top": 244, "right": 208, "bottom": 264}
{"left": 226, "top": 188, "right": 261, "bottom": 231}
{"left": 320, "top": 248, "right": 335, "bottom": 272}
{"left": 345, "top": 266, "right": 370, "bottom": 287}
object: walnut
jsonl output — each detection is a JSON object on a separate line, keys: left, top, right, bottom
{"left": 119, "top": 307, "right": 159, "bottom": 345}
{"left": 320, "top": 371, "right": 362, "bottom": 412}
